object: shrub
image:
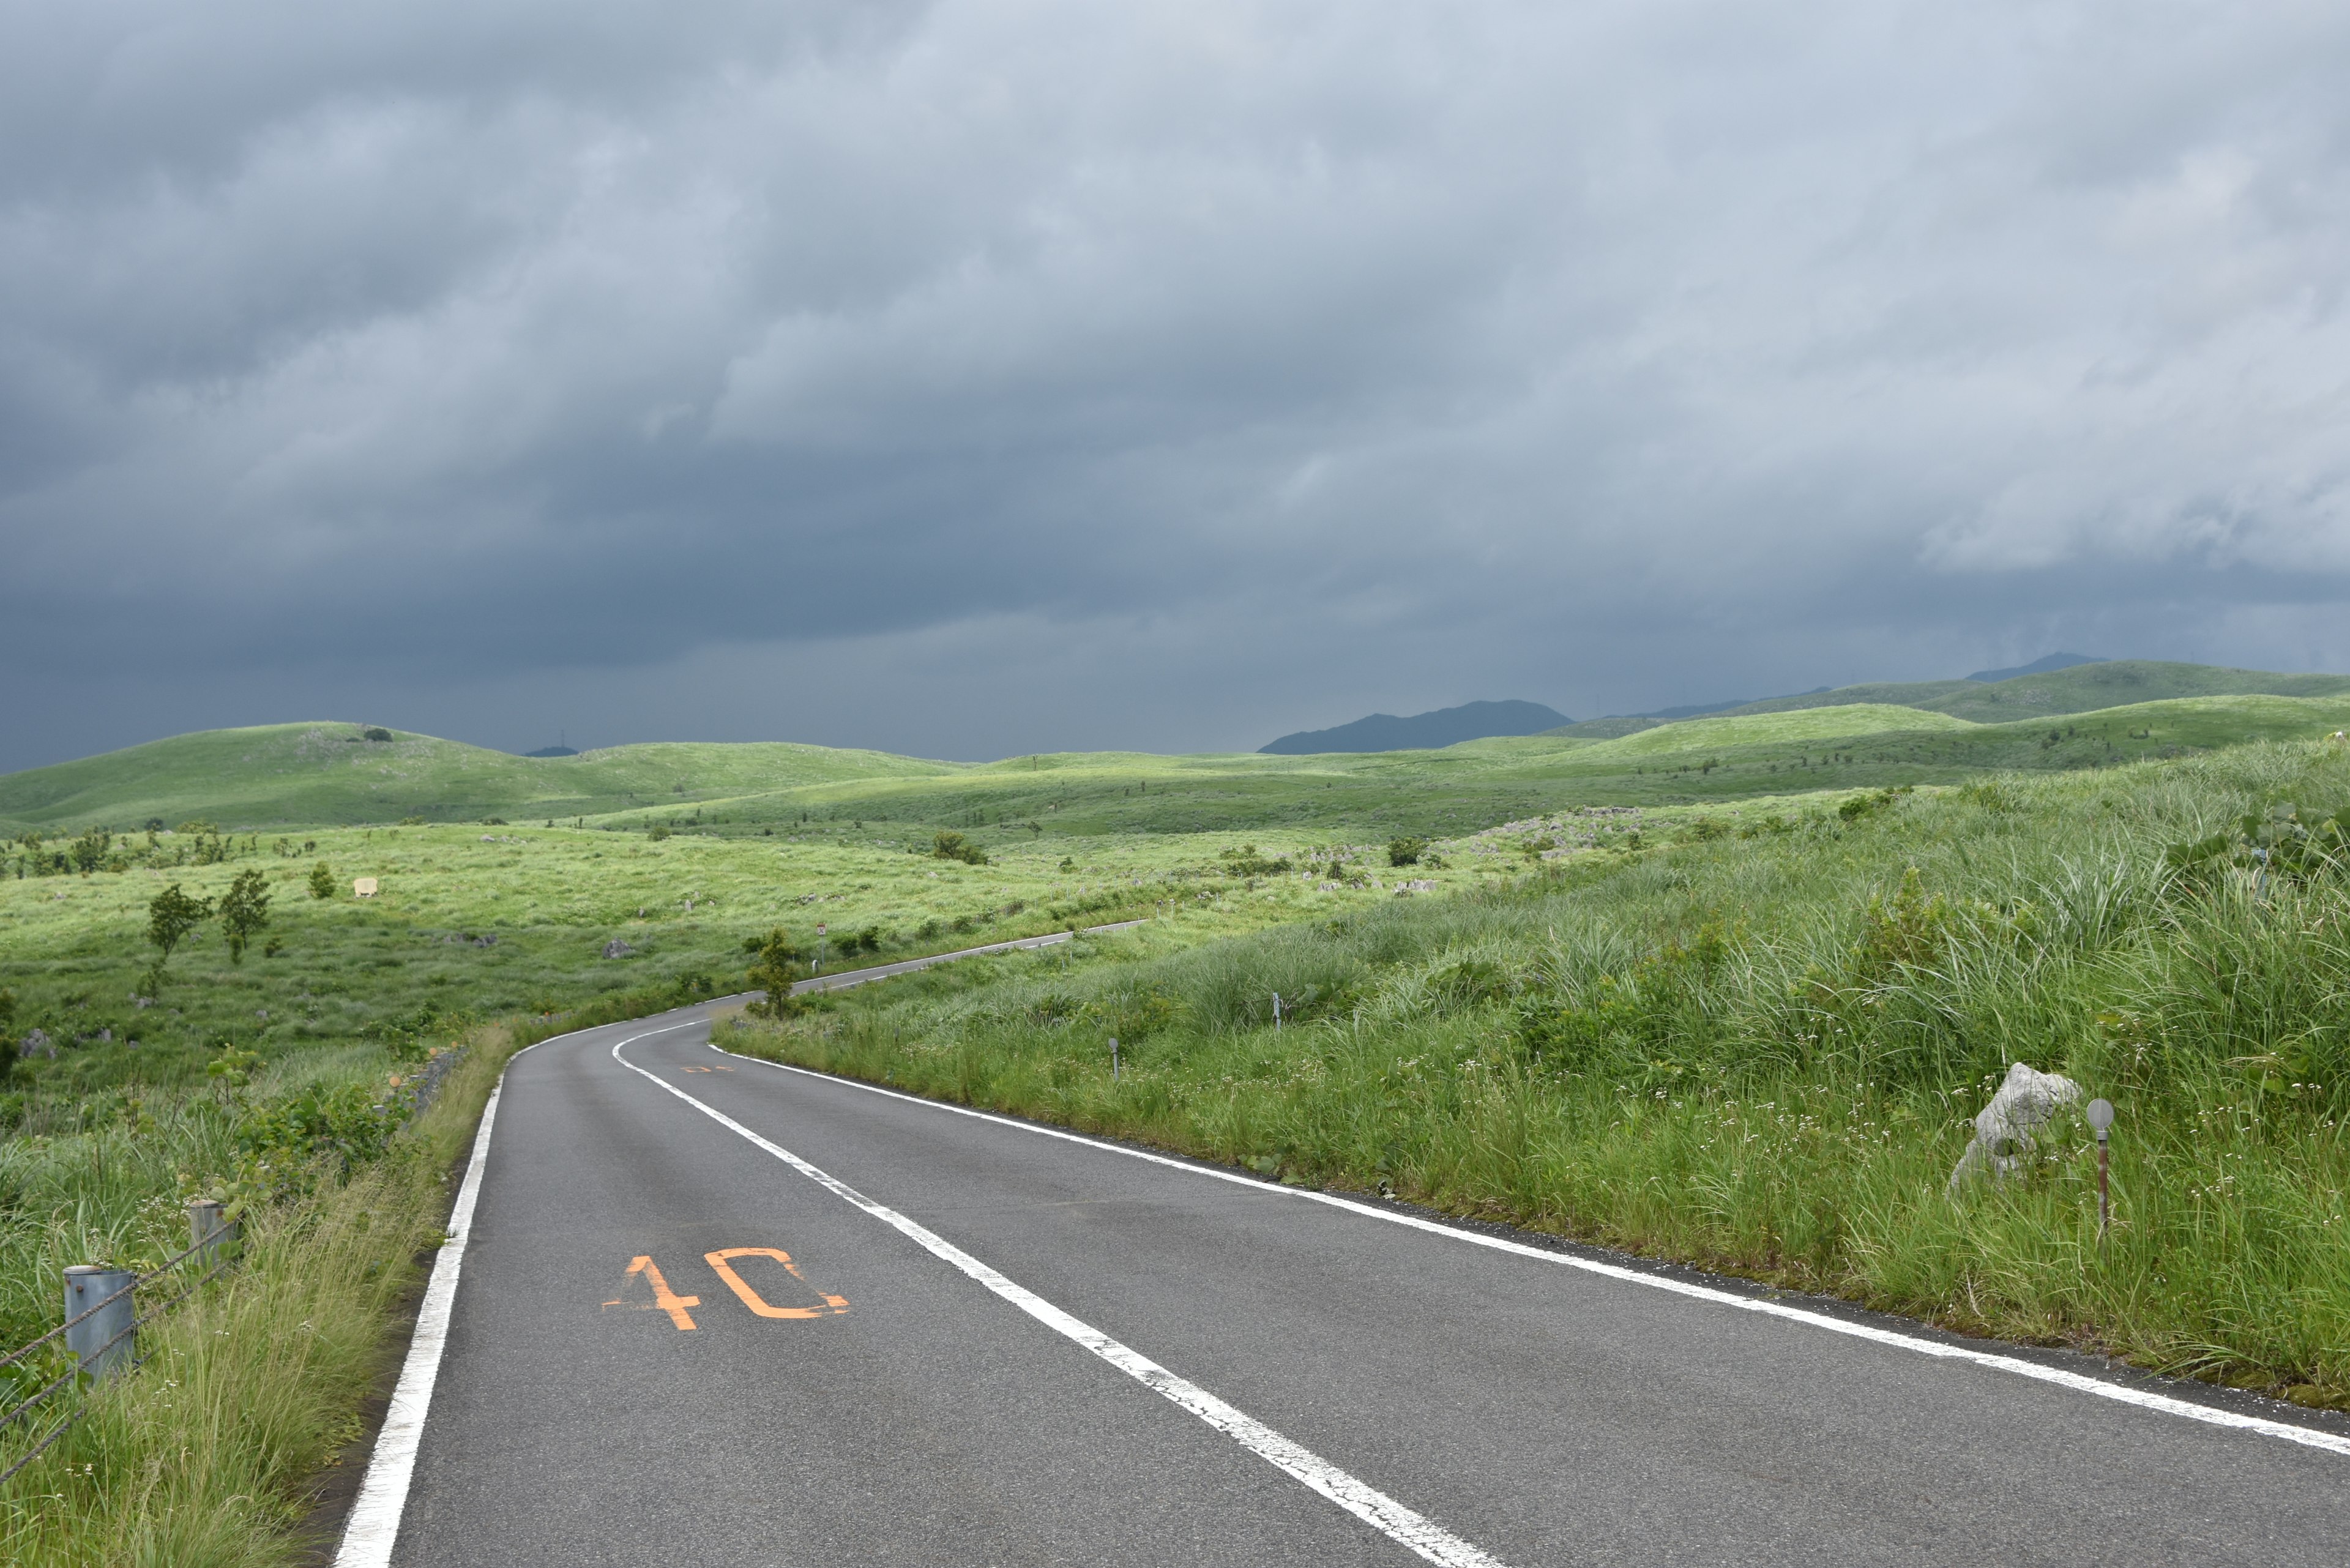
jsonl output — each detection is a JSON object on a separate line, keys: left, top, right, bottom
{"left": 932, "top": 831, "right": 990, "bottom": 866}
{"left": 308, "top": 861, "right": 336, "bottom": 899}
{"left": 647, "top": 824, "right": 671, "bottom": 842}
{"left": 361, "top": 726, "right": 394, "bottom": 742}
{"left": 1219, "top": 844, "right": 1291, "bottom": 876}
{"left": 1387, "top": 837, "right": 1427, "bottom": 867}
{"left": 70, "top": 826, "right": 113, "bottom": 873}
{"left": 235, "top": 1083, "right": 402, "bottom": 1198}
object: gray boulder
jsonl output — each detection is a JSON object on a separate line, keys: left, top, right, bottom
{"left": 602, "top": 939, "right": 636, "bottom": 960}
{"left": 1950, "top": 1062, "right": 2082, "bottom": 1193}
{"left": 18, "top": 1028, "right": 53, "bottom": 1059}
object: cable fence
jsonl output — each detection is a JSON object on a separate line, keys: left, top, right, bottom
{"left": 0, "top": 1200, "right": 241, "bottom": 1485}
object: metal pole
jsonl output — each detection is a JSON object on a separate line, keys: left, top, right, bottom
{"left": 2086, "top": 1097, "right": 2115, "bottom": 1247}
{"left": 188, "top": 1198, "right": 233, "bottom": 1267}
{"left": 1110, "top": 1036, "right": 1119, "bottom": 1081}
{"left": 1273, "top": 993, "right": 1281, "bottom": 1032}
{"left": 64, "top": 1265, "right": 135, "bottom": 1379}
{"left": 2097, "top": 1135, "right": 2109, "bottom": 1241}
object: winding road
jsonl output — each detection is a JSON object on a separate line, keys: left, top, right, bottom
{"left": 335, "top": 979, "right": 2350, "bottom": 1566}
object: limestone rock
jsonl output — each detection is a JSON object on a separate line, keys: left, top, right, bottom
{"left": 18, "top": 1028, "right": 52, "bottom": 1059}
{"left": 602, "top": 939, "right": 636, "bottom": 960}
{"left": 1950, "top": 1061, "right": 2082, "bottom": 1193}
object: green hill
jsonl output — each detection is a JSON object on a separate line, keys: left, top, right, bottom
{"left": 0, "top": 723, "right": 960, "bottom": 831}
{"left": 13, "top": 680, "right": 2350, "bottom": 845}
{"left": 1709, "top": 660, "right": 2350, "bottom": 724}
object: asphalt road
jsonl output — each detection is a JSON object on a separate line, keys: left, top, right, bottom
{"left": 348, "top": 997, "right": 2350, "bottom": 1566}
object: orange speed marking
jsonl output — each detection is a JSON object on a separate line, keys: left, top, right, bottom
{"left": 703, "top": 1247, "right": 851, "bottom": 1320}
{"left": 602, "top": 1255, "right": 701, "bottom": 1329}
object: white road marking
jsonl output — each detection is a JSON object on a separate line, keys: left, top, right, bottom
{"left": 614, "top": 1037, "right": 1513, "bottom": 1568}
{"left": 335, "top": 1020, "right": 706, "bottom": 1567}
{"left": 713, "top": 1043, "right": 2350, "bottom": 1462}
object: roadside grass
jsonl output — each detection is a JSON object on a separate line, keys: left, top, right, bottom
{"left": 718, "top": 741, "right": 2350, "bottom": 1407}
{"left": 0, "top": 1021, "right": 521, "bottom": 1564}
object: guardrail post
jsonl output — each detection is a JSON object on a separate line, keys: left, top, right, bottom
{"left": 64, "top": 1265, "right": 135, "bottom": 1379}
{"left": 188, "top": 1198, "right": 233, "bottom": 1267}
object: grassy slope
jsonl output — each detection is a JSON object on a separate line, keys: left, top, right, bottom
{"left": 0, "top": 722, "right": 959, "bottom": 832}
{"left": 2, "top": 820, "right": 1466, "bottom": 1114}
{"left": 725, "top": 737, "right": 2350, "bottom": 1408}
{"left": 15, "top": 692, "right": 2350, "bottom": 849}
{"left": 1712, "top": 659, "right": 2350, "bottom": 723}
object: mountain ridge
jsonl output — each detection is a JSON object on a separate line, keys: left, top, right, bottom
{"left": 1258, "top": 699, "right": 1571, "bottom": 755}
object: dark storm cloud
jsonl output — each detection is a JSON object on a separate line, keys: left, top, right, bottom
{"left": 5, "top": 1, "right": 2349, "bottom": 769}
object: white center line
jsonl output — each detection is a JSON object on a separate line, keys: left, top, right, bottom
{"left": 613, "top": 1035, "right": 1514, "bottom": 1568}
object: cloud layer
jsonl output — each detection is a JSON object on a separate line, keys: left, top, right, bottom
{"left": 6, "top": 0, "right": 2348, "bottom": 766}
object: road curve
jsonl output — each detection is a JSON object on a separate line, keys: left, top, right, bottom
{"left": 344, "top": 999, "right": 2350, "bottom": 1566}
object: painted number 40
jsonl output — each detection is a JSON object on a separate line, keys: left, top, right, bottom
{"left": 602, "top": 1249, "right": 849, "bottom": 1331}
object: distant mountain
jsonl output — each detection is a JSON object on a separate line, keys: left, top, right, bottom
{"left": 1541, "top": 689, "right": 1831, "bottom": 741}
{"left": 1260, "top": 700, "right": 1572, "bottom": 755}
{"left": 1966, "top": 653, "right": 2104, "bottom": 684}
{"left": 523, "top": 745, "right": 578, "bottom": 758}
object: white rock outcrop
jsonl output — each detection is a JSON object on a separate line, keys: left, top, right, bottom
{"left": 1949, "top": 1061, "right": 2082, "bottom": 1193}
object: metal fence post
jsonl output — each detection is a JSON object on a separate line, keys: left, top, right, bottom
{"left": 188, "top": 1198, "right": 232, "bottom": 1268}
{"left": 64, "top": 1265, "right": 135, "bottom": 1379}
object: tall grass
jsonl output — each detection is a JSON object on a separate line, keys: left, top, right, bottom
{"left": 0, "top": 1025, "right": 523, "bottom": 1564}
{"left": 724, "top": 743, "right": 2350, "bottom": 1406}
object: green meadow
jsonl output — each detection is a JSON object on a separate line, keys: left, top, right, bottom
{"left": 726, "top": 737, "right": 2350, "bottom": 1412}
{"left": 8, "top": 665, "right": 2350, "bottom": 1559}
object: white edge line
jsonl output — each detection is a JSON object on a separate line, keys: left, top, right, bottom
{"left": 331, "top": 920, "right": 1146, "bottom": 1564}
{"left": 333, "top": 1015, "right": 707, "bottom": 1567}
{"left": 711, "top": 1043, "right": 2350, "bottom": 1461}
{"left": 613, "top": 1036, "right": 1510, "bottom": 1568}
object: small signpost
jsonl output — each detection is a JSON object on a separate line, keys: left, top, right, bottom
{"left": 2087, "top": 1097, "right": 2115, "bottom": 1242}
{"left": 1110, "top": 1036, "right": 1120, "bottom": 1081}
{"left": 815, "top": 924, "right": 827, "bottom": 974}
{"left": 1272, "top": 993, "right": 1283, "bottom": 1032}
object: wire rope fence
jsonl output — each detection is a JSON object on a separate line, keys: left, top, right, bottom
{"left": 0, "top": 1201, "right": 240, "bottom": 1485}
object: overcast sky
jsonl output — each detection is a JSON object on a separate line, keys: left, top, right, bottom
{"left": 4, "top": 1, "right": 2347, "bottom": 769}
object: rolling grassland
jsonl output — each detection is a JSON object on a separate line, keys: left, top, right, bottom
{"left": 7, "top": 664, "right": 2350, "bottom": 843}
{"left": 6, "top": 684, "right": 2350, "bottom": 1560}
{"left": 725, "top": 739, "right": 2350, "bottom": 1414}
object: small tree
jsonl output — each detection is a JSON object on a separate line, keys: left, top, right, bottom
{"left": 308, "top": 861, "right": 336, "bottom": 899}
{"left": 931, "top": 831, "right": 989, "bottom": 866}
{"left": 70, "top": 826, "right": 112, "bottom": 873}
{"left": 147, "top": 883, "right": 214, "bottom": 985}
{"left": 1387, "top": 837, "right": 1427, "bottom": 867}
{"left": 218, "top": 868, "right": 272, "bottom": 965}
{"left": 745, "top": 928, "right": 806, "bottom": 1018}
